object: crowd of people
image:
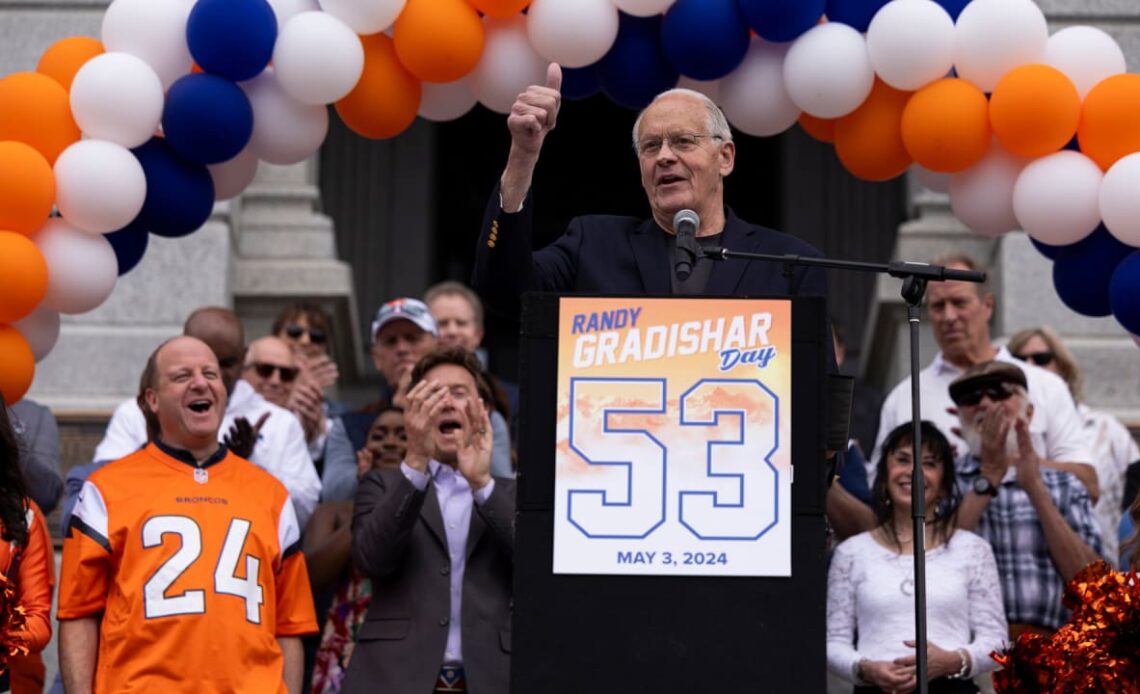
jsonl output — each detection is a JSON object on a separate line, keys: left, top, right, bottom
{"left": 0, "top": 70, "right": 1136, "bottom": 694}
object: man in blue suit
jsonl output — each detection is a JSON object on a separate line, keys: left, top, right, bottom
{"left": 473, "top": 63, "right": 830, "bottom": 314}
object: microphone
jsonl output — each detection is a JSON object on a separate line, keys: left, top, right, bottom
{"left": 674, "top": 209, "right": 700, "bottom": 281}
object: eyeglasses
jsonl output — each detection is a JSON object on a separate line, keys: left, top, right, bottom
{"left": 1013, "top": 351, "right": 1054, "bottom": 367}
{"left": 284, "top": 324, "right": 326, "bottom": 344}
{"left": 635, "top": 132, "right": 722, "bottom": 157}
{"left": 956, "top": 383, "right": 1016, "bottom": 407}
{"left": 246, "top": 362, "right": 299, "bottom": 383}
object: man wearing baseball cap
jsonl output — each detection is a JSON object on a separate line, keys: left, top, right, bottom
{"left": 950, "top": 361, "right": 1102, "bottom": 640}
{"left": 321, "top": 298, "right": 439, "bottom": 502}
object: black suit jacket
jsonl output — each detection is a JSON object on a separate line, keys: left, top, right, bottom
{"left": 472, "top": 184, "right": 831, "bottom": 318}
{"left": 343, "top": 467, "right": 514, "bottom": 694}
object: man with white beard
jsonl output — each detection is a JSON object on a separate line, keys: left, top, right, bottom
{"left": 949, "top": 361, "right": 1102, "bottom": 639}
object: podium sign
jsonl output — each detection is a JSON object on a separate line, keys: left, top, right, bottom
{"left": 553, "top": 296, "right": 792, "bottom": 577}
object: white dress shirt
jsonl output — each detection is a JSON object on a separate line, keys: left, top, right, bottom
{"left": 92, "top": 379, "right": 322, "bottom": 526}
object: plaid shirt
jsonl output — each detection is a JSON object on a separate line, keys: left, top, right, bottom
{"left": 956, "top": 455, "right": 1103, "bottom": 631}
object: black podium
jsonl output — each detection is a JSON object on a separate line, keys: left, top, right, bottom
{"left": 510, "top": 293, "right": 830, "bottom": 694}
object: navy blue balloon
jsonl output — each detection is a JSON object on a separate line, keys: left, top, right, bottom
{"left": 562, "top": 64, "right": 600, "bottom": 101}
{"left": 104, "top": 219, "right": 150, "bottom": 276}
{"left": 933, "top": 0, "right": 971, "bottom": 21}
{"left": 163, "top": 74, "right": 254, "bottom": 165}
{"left": 1052, "top": 225, "right": 1133, "bottom": 317}
{"left": 738, "top": 0, "right": 826, "bottom": 43}
{"left": 598, "top": 14, "right": 679, "bottom": 110}
{"left": 187, "top": 0, "right": 276, "bottom": 81}
{"left": 1063, "top": 134, "right": 1081, "bottom": 152}
{"left": 132, "top": 137, "right": 215, "bottom": 239}
{"left": 1030, "top": 236, "right": 1065, "bottom": 260}
{"left": 661, "top": 0, "right": 750, "bottom": 81}
{"left": 825, "top": 0, "right": 890, "bottom": 32}
{"left": 1109, "top": 251, "right": 1140, "bottom": 334}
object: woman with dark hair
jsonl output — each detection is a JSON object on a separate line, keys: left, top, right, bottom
{"left": 827, "top": 422, "right": 1007, "bottom": 693}
{"left": 0, "top": 399, "right": 54, "bottom": 692}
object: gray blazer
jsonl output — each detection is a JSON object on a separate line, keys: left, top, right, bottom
{"left": 343, "top": 467, "right": 514, "bottom": 694}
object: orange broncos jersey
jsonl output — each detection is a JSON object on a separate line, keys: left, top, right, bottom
{"left": 59, "top": 442, "right": 318, "bottom": 693}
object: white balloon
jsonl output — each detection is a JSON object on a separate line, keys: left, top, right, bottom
{"left": 1013, "top": 151, "right": 1103, "bottom": 246}
{"left": 418, "top": 79, "right": 478, "bottom": 122}
{"left": 469, "top": 16, "right": 548, "bottom": 115}
{"left": 33, "top": 219, "right": 119, "bottom": 315}
{"left": 676, "top": 76, "right": 720, "bottom": 103}
{"left": 11, "top": 305, "right": 60, "bottom": 363}
{"left": 955, "top": 0, "right": 1047, "bottom": 93}
{"left": 273, "top": 12, "right": 364, "bottom": 106}
{"left": 268, "top": 0, "right": 320, "bottom": 28}
{"left": 101, "top": 0, "right": 193, "bottom": 88}
{"left": 318, "top": 0, "right": 404, "bottom": 35}
{"left": 53, "top": 140, "right": 147, "bottom": 235}
{"left": 242, "top": 68, "right": 330, "bottom": 165}
{"left": 949, "top": 143, "right": 1029, "bottom": 236}
{"left": 719, "top": 38, "right": 800, "bottom": 137}
{"left": 783, "top": 23, "right": 874, "bottom": 119}
{"left": 70, "top": 52, "right": 164, "bottom": 148}
{"left": 527, "top": 0, "right": 619, "bottom": 69}
{"left": 1099, "top": 153, "right": 1140, "bottom": 247}
{"left": 912, "top": 164, "right": 951, "bottom": 193}
{"left": 208, "top": 147, "right": 260, "bottom": 201}
{"left": 866, "top": 0, "right": 954, "bottom": 91}
{"left": 1044, "top": 26, "right": 1127, "bottom": 99}
{"left": 613, "top": 0, "right": 675, "bottom": 16}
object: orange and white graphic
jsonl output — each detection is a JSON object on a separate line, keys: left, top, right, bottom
{"left": 554, "top": 297, "right": 793, "bottom": 577}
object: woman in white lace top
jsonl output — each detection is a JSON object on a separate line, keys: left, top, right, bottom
{"left": 827, "top": 422, "right": 1007, "bottom": 693}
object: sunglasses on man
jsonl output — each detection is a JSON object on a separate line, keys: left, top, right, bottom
{"left": 246, "top": 362, "right": 300, "bottom": 383}
{"left": 1012, "top": 351, "right": 1054, "bottom": 367}
{"left": 284, "top": 324, "right": 327, "bottom": 344}
{"left": 955, "top": 382, "right": 1017, "bottom": 407}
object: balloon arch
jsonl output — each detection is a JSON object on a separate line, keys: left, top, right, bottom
{"left": 1, "top": 0, "right": 1139, "bottom": 403}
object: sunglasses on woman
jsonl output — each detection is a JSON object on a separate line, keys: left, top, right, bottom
{"left": 1012, "top": 351, "right": 1054, "bottom": 367}
{"left": 284, "top": 324, "right": 327, "bottom": 344}
{"left": 246, "top": 362, "right": 300, "bottom": 383}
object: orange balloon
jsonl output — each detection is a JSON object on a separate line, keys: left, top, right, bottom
{"left": 0, "top": 326, "right": 35, "bottom": 405}
{"left": 0, "top": 72, "right": 81, "bottom": 165}
{"left": 0, "top": 142, "right": 54, "bottom": 236}
{"left": 466, "top": 0, "right": 529, "bottom": 19}
{"left": 336, "top": 34, "right": 422, "bottom": 140}
{"left": 0, "top": 231, "right": 49, "bottom": 325}
{"left": 900, "top": 78, "right": 990, "bottom": 173}
{"left": 989, "top": 64, "right": 1080, "bottom": 159}
{"left": 1078, "top": 73, "right": 1140, "bottom": 171}
{"left": 799, "top": 113, "right": 835, "bottom": 143}
{"left": 834, "top": 79, "right": 913, "bottom": 182}
{"left": 394, "top": 0, "right": 484, "bottom": 83}
{"left": 36, "top": 36, "right": 104, "bottom": 92}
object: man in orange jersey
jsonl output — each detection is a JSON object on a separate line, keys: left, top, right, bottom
{"left": 58, "top": 336, "right": 318, "bottom": 693}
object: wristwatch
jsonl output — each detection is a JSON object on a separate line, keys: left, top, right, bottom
{"left": 972, "top": 476, "right": 999, "bottom": 497}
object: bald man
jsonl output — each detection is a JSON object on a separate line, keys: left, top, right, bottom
{"left": 87, "top": 307, "right": 322, "bottom": 526}
{"left": 244, "top": 337, "right": 299, "bottom": 408}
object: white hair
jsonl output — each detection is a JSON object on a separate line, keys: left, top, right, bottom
{"left": 631, "top": 88, "right": 733, "bottom": 150}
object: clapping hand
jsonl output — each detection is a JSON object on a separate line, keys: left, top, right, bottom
{"left": 224, "top": 412, "right": 270, "bottom": 459}
{"left": 402, "top": 379, "right": 447, "bottom": 473}
{"left": 456, "top": 395, "right": 493, "bottom": 492}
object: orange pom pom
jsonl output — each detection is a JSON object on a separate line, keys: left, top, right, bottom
{"left": 798, "top": 112, "right": 835, "bottom": 143}
{"left": 0, "top": 72, "right": 81, "bottom": 165}
{"left": 1078, "top": 73, "right": 1140, "bottom": 171}
{"left": 336, "top": 34, "right": 422, "bottom": 140}
{"left": 393, "top": 0, "right": 484, "bottom": 83}
{"left": 835, "top": 79, "right": 913, "bottom": 181}
{"left": 901, "top": 77, "right": 990, "bottom": 173}
{"left": 0, "top": 231, "right": 49, "bottom": 325}
{"left": 0, "top": 326, "right": 35, "bottom": 405}
{"left": 990, "top": 64, "right": 1081, "bottom": 158}
{"left": 36, "top": 36, "right": 104, "bottom": 92}
{"left": 0, "top": 142, "right": 54, "bottom": 237}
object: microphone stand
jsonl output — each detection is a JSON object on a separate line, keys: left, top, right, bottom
{"left": 702, "top": 247, "right": 985, "bottom": 694}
